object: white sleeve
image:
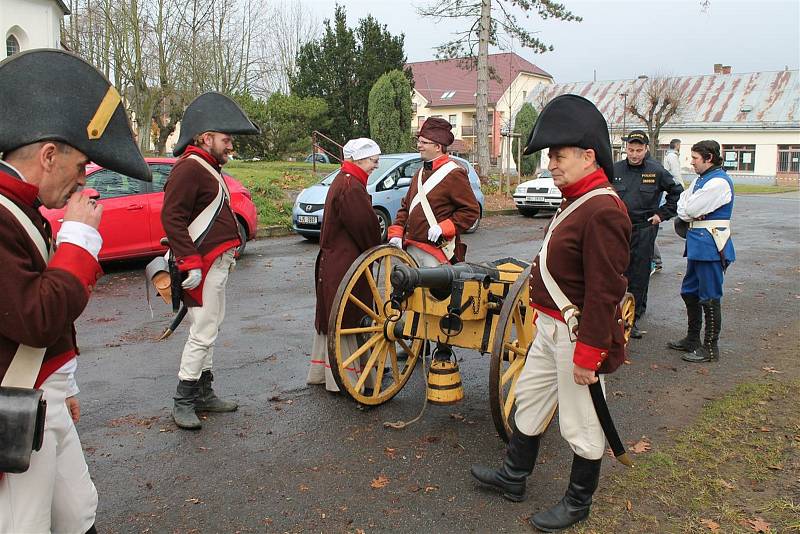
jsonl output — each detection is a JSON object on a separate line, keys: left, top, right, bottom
{"left": 676, "top": 177, "right": 732, "bottom": 221}
{"left": 56, "top": 221, "right": 103, "bottom": 260}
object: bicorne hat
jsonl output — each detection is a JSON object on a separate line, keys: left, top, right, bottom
{"left": 173, "top": 92, "right": 260, "bottom": 156}
{"left": 523, "top": 94, "right": 614, "bottom": 182}
{"left": 0, "top": 49, "right": 150, "bottom": 181}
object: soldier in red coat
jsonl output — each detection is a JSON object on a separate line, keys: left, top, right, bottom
{"left": 387, "top": 117, "right": 480, "bottom": 266}
{"left": 162, "top": 92, "right": 260, "bottom": 430}
{"left": 471, "top": 95, "right": 631, "bottom": 532}
{"left": 307, "top": 138, "right": 383, "bottom": 392}
{"left": 0, "top": 49, "right": 150, "bottom": 534}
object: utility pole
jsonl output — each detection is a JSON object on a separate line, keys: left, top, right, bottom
{"left": 620, "top": 92, "right": 628, "bottom": 152}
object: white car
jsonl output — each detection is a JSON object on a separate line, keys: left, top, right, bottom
{"left": 513, "top": 169, "right": 562, "bottom": 217}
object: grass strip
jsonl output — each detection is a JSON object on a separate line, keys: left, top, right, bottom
{"left": 577, "top": 379, "right": 800, "bottom": 533}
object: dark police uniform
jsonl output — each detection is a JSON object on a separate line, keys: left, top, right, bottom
{"left": 612, "top": 155, "right": 682, "bottom": 326}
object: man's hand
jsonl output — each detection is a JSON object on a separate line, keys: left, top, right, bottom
{"left": 182, "top": 268, "right": 202, "bottom": 290}
{"left": 573, "top": 365, "right": 599, "bottom": 385}
{"left": 648, "top": 214, "right": 662, "bottom": 225}
{"left": 427, "top": 224, "right": 443, "bottom": 243}
{"left": 388, "top": 237, "right": 403, "bottom": 248}
{"left": 63, "top": 192, "right": 102, "bottom": 229}
{"left": 66, "top": 396, "right": 80, "bottom": 423}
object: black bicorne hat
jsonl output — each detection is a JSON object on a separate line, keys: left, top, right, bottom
{"left": 0, "top": 49, "right": 150, "bottom": 182}
{"left": 173, "top": 92, "right": 260, "bottom": 156}
{"left": 523, "top": 94, "right": 614, "bottom": 182}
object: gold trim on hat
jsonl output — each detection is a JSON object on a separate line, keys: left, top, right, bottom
{"left": 86, "top": 86, "right": 122, "bottom": 140}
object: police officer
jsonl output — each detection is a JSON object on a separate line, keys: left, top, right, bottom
{"left": 612, "top": 130, "right": 682, "bottom": 338}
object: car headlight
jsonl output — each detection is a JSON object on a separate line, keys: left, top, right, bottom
{"left": 515, "top": 186, "right": 525, "bottom": 195}
{"left": 549, "top": 188, "right": 560, "bottom": 195}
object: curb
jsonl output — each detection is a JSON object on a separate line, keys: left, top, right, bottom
{"left": 254, "top": 208, "right": 521, "bottom": 239}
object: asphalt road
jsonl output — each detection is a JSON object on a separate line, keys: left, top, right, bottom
{"left": 74, "top": 194, "right": 799, "bottom": 533}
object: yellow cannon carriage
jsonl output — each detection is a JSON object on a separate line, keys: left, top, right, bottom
{"left": 327, "top": 245, "right": 635, "bottom": 441}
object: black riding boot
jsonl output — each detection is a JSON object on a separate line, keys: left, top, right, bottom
{"left": 195, "top": 370, "right": 238, "bottom": 412}
{"left": 668, "top": 294, "right": 702, "bottom": 352}
{"left": 470, "top": 424, "right": 540, "bottom": 502}
{"left": 173, "top": 379, "right": 201, "bottom": 429}
{"left": 530, "top": 454, "right": 601, "bottom": 532}
{"left": 85, "top": 524, "right": 97, "bottom": 534}
{"left": 682, "top": 300, "right": 721, "bottom": 363}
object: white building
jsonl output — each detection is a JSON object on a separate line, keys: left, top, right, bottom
{"left": 2, "top": 0, "right": 69, "bottom": 58}
{"left": 525, "top": 68, "right": 800, "bottom": 184}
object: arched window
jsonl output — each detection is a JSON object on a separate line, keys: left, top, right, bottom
{"left": 6, "top": 35, "right": 20, "bottom": 57}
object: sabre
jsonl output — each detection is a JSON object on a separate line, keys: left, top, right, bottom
{"left": 588, "top": 380, "right": 632, "bottom": 466}
{"left": 157, "top": 305, "right": 187, "bottom": 341}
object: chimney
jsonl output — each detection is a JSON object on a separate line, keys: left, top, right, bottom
{"left": 722, "top": 65, "right": 732, "bottom": 74}
{"left": 714, "top": 63, "right": 723, "bottom": 74}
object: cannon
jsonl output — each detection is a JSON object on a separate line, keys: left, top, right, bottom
{"left": 327, "top": 245, "right": 635, "bottom": 441}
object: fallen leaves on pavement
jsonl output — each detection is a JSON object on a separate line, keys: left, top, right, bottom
{"left": 700, "top": 518, "right": 720, "bottom": 532}
{"left": 744, "top": 517, "right": 771, "bottom": 532}
{"left": 370, "top": 475, "right": 390, "bottom": 489}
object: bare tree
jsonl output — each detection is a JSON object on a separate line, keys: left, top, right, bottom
{"left": 417, "top": 0, "right": 580, "bottom": 175}
{"left": 625, "top": 76, "right": 686, "bottom": 154}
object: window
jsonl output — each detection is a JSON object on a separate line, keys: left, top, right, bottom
{"left": 777, "top": 145, "right": 800, "bottom": 173}
{"left": 448, "top": 114, "right": 457, "bottom": 126}
{"left": 150, "top": 165, "right": 172, "bottom": 192}
{"left": 6, "top": 35, "right": 19, "bottom": 57}
{"left": 722, "top": 144, "right": 755, "bottom": 172}
{"left": 655, "top": 143, "right": 669, "bottom": 163}
{"left": 85, "top": 169, "right": 147, "bottom": 199}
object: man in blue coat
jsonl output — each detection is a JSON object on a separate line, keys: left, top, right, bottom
{"left": 669, "top": 140, "right": 735, "bottom": 362}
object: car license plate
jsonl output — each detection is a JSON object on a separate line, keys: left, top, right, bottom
{"left": 297, "top": 215, "right": 318, "bottom": 224}
{"left": 529, "top": 196, "right": 545, "bottom": 202}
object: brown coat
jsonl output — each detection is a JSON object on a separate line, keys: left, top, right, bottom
{"left": 529, "top": 175, "right": 631, "bottom": 373}
{"left": 314, "top": 170, "right": 382, "bottom": 334}
{"left": 391, "top": 162, "right": 480, "bottom": 262}
{"left": 0, "top": 165, "right": 102, "bottom": 386}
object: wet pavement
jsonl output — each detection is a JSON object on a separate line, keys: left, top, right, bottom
{"left": 74, "top": 194, "right": 800, "bottom": 533}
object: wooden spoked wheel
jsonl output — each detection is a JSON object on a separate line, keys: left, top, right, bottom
{"left": 327, "top": 245, "right": 423, "bottom": 406}
{"left": 490, "top": 266, "right": 536, "bottom": 442}
{"left": 620, "top": 292, "right": 635, "bottom": 343}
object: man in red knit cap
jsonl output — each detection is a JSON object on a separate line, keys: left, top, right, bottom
{"left": 471, "top": 95, "right": 631, "bottom": 532}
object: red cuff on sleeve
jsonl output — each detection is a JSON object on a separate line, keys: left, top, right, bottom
{"left": 175, "top": 254, "right": 202, "bottom": 271}
{"left": 48, "top": 243, "right": 103, "bottom": 292}
{"left": 440, "top": 219, "right": 456, "bottom": 239}
{"left": 572, "top": 340, "right": 609, "bottom": 371}
{"left": 387, "top": 225, "right": 404, "bottom": 240}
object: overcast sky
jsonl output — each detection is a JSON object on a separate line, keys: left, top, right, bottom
{"left": 303, "top": 0, "right": 800, "bottom": 82}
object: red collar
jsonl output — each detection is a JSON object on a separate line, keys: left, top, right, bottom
{"left": 559, "top": 168, "right": 610, "bottom": 199}
{"left": 181, "top": 145, "right": 220, "bottom": 168}
{"left": 341, "top": 161, "right": 368, "bottom": 186}
{"left": 424, "top": 154, "right": 450, "bottom": 171}
{"left": 0, "top": 164, "right": 40, "bottom": 206}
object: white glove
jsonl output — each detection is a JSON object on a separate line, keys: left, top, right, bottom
{"left": 181, "top": 268, "right": 202, "bottom": 290}
{"left": 388, "top": 237, "right": 403, "bottom": 248}
{"left": 427, "top": 224, "right": 443, "bottom": 243}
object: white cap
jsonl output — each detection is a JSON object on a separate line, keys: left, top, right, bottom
{"left": 343, "top": 138, "right": 381, "bottom": 161}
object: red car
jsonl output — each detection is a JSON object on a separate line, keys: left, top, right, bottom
{"left": 40, "top": 157, "right": 258, "bottom": 261}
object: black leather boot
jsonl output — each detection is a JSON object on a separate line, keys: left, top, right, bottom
{"left": 682, "top": 300, "right": 721, "bottom": 362}
{"left": 85, "top": 525, "right": 97, "bottom": 534}
{"left": 530, "top": 454, "right": 601, "bottom": 532}
{"left": 668, "top": 294, "right": 702, "bottom": 352}
{"left": 470, "top": 425, "right": 540, "bottom": 502}
{"left": 195, "top": 370, "right": 238, "bottom": 412}
{"left": 173, "top": 380, "right": 201, "bottom": 429}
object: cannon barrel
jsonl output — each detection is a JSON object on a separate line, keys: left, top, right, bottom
{"left": 390, "top": 263, "right": 500, "bottom": 295}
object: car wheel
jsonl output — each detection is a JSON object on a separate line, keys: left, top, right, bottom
{"left": 374, "top": 208, "right": 390, "bottom": 242}
{"left": 518, "top": 208, "right": 539, "bottom": 217}
{"left": 465, "top": 212, "right": 481, "bottom": 234}
{"left": 236, "top": 219, "right": 248, "bottom": 256}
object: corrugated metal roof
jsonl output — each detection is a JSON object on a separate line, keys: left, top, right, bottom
{"left": 524, "top": 70, "right": 800, "bottom": 130}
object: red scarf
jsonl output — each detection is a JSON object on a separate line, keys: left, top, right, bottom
{"left": 341, "top": 161, "right": 368, "bottom": 186}
{"left": 560, "top": 168, "right": 609, "bottom": 199}
{"left": 181, "top": 145, "right": 220, "bottom": 168}
{"left": 0, "top": 165, "right": 39, "bottom": 206}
